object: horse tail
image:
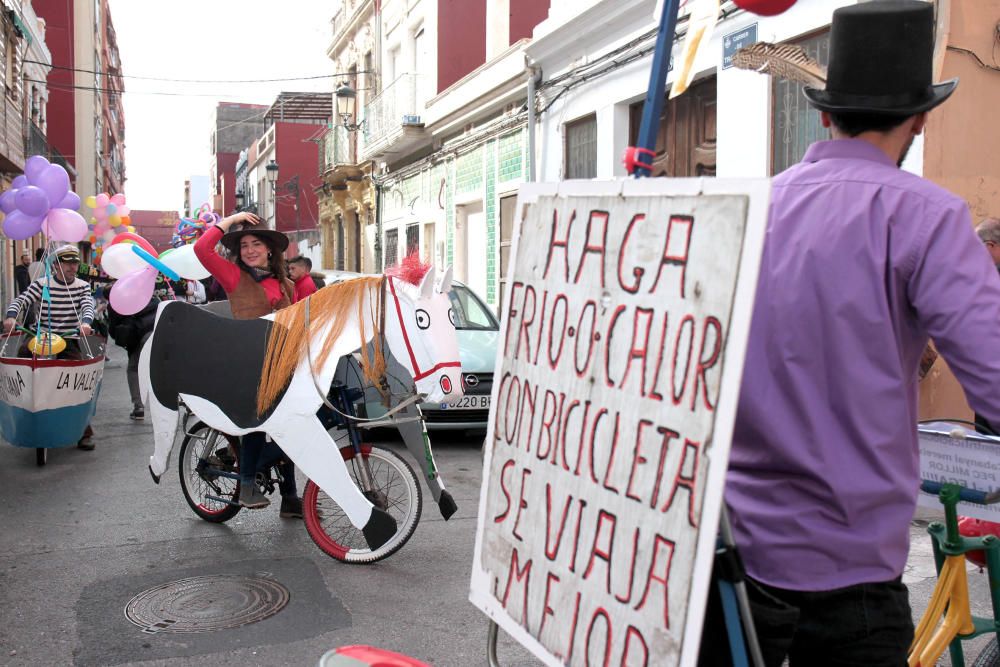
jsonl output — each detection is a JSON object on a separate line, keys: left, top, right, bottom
{"left": 256, "top": 275, "right": 386, "bottom": 416}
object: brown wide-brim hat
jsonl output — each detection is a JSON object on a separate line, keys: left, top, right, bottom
{"left": 220, "top": 224, "right": 289, "bottom": 254}
{"left": 803, "top": 0, "right": 958, "bottom": 116}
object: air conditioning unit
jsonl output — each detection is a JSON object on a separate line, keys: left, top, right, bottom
{"left": 402, "top": 114, "right": 422, "bottom": 126}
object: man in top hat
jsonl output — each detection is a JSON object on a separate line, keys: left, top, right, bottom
{"left": 698, "top": 2, "right": 1000, "bottom": 664}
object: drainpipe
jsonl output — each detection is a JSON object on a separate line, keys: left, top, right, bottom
{"left": 526, "top": 59, "right": 541, "bottom": 183}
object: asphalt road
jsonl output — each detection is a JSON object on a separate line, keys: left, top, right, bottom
{"left": 0, "top": 352, "right": 996, "bottom": 667}
{"left": 0, "top": 352, "right": 538, "bottom": 667}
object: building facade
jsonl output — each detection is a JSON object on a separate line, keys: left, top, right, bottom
{"left": 208, "top": 101, "right": 267, "bottom": 216}
{"left": 96, "top": 0, "right": 124, "bottom": 194}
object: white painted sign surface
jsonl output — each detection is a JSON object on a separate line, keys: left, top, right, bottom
{"left": 0, "top": 361, "right": 103, "bottom": 411}
{"left": 470, "top": 178, "right": 768, "bottom": 667}
{"left": 918, "top": 424, "right": 1000, "bottom": 522}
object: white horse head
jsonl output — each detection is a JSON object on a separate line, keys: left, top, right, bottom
{"left": 384, "top": 265, "right": 463, "bottom": 405}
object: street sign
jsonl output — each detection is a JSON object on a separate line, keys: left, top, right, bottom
{"left": 722, "top": 23, "right": 758, "bottom": 70}
{"left": 470, "top": 177, "right": 769, "bottom": 667}
{"left": 918, "top": 424, "right": 1000, "bottom": 522}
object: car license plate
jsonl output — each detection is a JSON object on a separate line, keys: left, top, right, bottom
{"left": 440, "top": 395, "right": 490, "bottom": 410}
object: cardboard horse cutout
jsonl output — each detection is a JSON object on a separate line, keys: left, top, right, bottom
{"left": 138, "top": 266, "right": 463, "bottom": 551}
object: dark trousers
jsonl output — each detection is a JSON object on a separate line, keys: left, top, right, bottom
{"left": 239, "top": 431, "right": 296, "bottom": 498}
{"left": 698, "top": 573, "right": 913, "bottom": 667}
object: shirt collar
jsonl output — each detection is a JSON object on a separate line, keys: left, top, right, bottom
{"left": 801, "top": 138, "right": 898, "bottom": 168}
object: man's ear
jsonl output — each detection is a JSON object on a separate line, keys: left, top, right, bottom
{"left": 911, "top": 112, "right": 928, "bottom": 136}
{"left": 820, "top": 111, "right": 832, "bottom": 129}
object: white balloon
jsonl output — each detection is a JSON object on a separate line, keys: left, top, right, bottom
{"left": 160, "top": 243, "right": 210, "bottom": 280}
{"left": 101, "top": 242, "right": 149, "bottom": 278}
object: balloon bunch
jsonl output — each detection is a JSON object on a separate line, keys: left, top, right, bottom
{"left": 171, "top": 204, "right": 217, "bottom": 247}
{"left": 0, "top": 155, "right": 86, "bottom": 241}
{"left": 85, "top": 192, "right": 134, "bottom": 261}
{"left": 103, "top": 232, "right": 211, "bottom": 314}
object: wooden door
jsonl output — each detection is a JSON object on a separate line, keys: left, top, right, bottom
{"left": 629, "top": 76, "right": 717, "bottom": 177}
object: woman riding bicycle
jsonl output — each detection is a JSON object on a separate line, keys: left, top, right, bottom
{"left": 193, "top": 211, "right": 302, "bottom": 517}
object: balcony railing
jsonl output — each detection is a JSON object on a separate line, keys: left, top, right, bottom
{"left": 361, "top": 73, "right": 425, "bottom": 160}
{"left": 25, "top": 120, "right": 73, "bottom": 176}
{"left": 321, "top": 124, "right": 353, "bottom": 172}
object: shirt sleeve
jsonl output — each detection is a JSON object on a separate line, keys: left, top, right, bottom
{"left": 194, "top": 225, "right": 240, "bottom": 293}
{"left": 908, "top": 197, "right": 1000, "bottom": 428}
{"left": 6, "top": 280, "right": 41, "bottom": 319}
{"left": 79, "top": 286, "right": 95, "bottom": 325}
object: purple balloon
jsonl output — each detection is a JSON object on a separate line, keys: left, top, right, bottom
{"left": 24, "top": 155, "right": 50, "bottom": 182}
{"left": 11, "top": 175, "right": 27, "bottom": 189}
{"left": 3, "top": 210, "right": 43, "bottom": 240}
{"left": 34, "top": 163, "right": 69, "bottom": 205}
{"left": 58, "top": 191, "right": 81, "bottom": 211}
{"left": 0, "top": 189, "right": 15, "bottom": 214}
{"left": 14, "top": 185, "right": 50, "bottom": 217}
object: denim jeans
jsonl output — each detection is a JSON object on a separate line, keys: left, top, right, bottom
{"left": 698, "top": 572, "right": 913, "bottom": 666}
{"left": 240, "top": 431, "right": 296, "bottom": 498}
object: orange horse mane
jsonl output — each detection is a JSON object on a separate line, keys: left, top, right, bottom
{"left": 256, "top": 275, "right": 386, "bottom": 416}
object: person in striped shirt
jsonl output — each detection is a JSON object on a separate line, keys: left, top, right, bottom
{"left": 2, "top": 244, "right": 97, "bottom": 450}
{"left": 3, "top": 245, "right": 95, "bottom": 338}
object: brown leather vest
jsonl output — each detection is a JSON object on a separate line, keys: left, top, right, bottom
{"left": 228, "top": 270, "right": 295, "bottom": 319}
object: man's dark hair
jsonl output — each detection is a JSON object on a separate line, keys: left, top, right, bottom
{"left": 34, "top": 248, "right": 43, "bottom": 261}
{"left": 827, "top": 112, "right": 911, "bottom": 137}
{"left": 289, "top": 256, "right": 312, "bottom": 270}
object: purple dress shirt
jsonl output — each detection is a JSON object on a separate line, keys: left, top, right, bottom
{"left": 728, "top": 138, "right": 1000, "bottom": 591}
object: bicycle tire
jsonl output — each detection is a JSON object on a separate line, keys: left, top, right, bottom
{"left": 178, "top": 422, "right": 242, "bottom": 523}
{"left": 35, "top": 447, "right": 46, "bottom": 466}
{"left": 974, "top": 638, "right": 1000, "bottom": 667}
{"left": 303, "top": 444, "right": 421, "bottom": 564}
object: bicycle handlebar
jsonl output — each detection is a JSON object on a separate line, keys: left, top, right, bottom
{"left": 920, "top": 480, "right": 1000, "bottom": 505}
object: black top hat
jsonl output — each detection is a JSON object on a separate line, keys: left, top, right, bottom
{"left": 804, "top": 0, "right": 957, "bottom": 115}
{"left": 220, "top": 224, "right": 289, "bottom": 254}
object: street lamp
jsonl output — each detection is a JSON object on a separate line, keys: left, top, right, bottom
{"left": 234, "top": 189, "right": 245, "bottom": 211}
{"left": 265, "top": 159, "right": 279, "bottom": 186}
{"left": 335, "top": 84, "right": 365, "bottom": 132}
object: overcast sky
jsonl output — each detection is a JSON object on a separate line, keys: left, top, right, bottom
{"left": 107, "top": 0, "right": 337, "bottom": 213}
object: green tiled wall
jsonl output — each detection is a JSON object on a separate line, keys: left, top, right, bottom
{"left": 485, "top": 139, "right": 497, "bottom": 306}
{"left": 498, "top": 129, "right": 524, "bottom": 183}
{"left": 456, "top": 148, "right": 484, "bottom": 195}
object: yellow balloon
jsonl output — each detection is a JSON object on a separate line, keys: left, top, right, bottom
{"left": 109, "top": 214, "right": 122, "bottom": 227}
{"left": 90, "top": 217, "right": 97, "bottom": 225}
{"left": 27, "top": 333, "right": 66, "bottom": 356}
{"left": 85, "top": 195, "right": 97, "bottom": 209}
{"left": 126, "top": 225, "right": 136, "bottom": 233}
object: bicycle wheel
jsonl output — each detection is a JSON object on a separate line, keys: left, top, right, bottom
{"left": 974, "top": 638, "right": 1000, "bottom": 667}
{"left": 35, "top": 448, "right": 46, "bottom": 466}
{"left": 303, "top": 444, "right": 421, "bottom": 564}
{"left": 178, "top": 422, "right": 242, "bottom": 523}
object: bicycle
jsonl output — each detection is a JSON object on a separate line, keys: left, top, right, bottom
{"left": 176, "top": 382, "right": 423, "bottom": 564}
{"left": 911, "top": 422, "right": 1000, "bottom": 667}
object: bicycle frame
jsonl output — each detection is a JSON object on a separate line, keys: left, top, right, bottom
{"left": 909, "top": 481, "right": 1000, "bottom": 667}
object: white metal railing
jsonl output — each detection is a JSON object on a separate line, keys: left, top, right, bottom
{"left": 361, "top": 73, "right": 422, "bottom": 155}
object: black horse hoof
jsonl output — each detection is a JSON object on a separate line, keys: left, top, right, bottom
{"left": 438, "top": 491, "right": 458, "bottom": 520}
{"left": 362, "top": 507, "right": 398, "bottom": 550}
{"left": 148, "top": 465, "right": 161, "bottom": 485}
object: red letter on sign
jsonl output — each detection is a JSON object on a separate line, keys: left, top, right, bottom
{"left": 649, "top": 215, "right": 694, "bottom": 298}
{"left": 544, "top": 208, "right": 575, "bottom": 282}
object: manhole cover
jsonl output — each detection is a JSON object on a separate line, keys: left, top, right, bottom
{"left": 124, "top": 574, "right": 289, "bottom": 634}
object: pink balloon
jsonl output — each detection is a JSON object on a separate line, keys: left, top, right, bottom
{"left": 45, "top": 208, "right": 88, "bottom": 242}
{"left": 118, "top": 206, "right": 130, "bottom": 216}
{"left": 95, "top": 193, "right": 110, "bottom": 207}
{"left": 110, "top": 266, "right": 156, "bottom": 315}
{"left": 110, "top": 193, "right": 126, "bottom": 206}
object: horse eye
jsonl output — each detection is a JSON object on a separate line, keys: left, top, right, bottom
{"left": 415, "top": 309, "right": 431, "bottom": 330}
{"left": 448, "top": 308, "right": 455, "bottom": 326}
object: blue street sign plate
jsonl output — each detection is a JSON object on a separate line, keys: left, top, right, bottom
{"left": 722, "top": 23, "right": 758, "bottom": 70}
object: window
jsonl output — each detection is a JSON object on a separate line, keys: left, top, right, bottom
{"left": 423, "top": 223, "right": 435, "bottom": 265}
{"left": 498, "top": 195, "right": 517, "bottom": 309}
{"left": 364, "top": 51, "right": 377, "bottom": 95}
{"left": 771, "top": 31, "right": 831, "bottom": 175}
{"left": 449, "top": 285, "right": 499, "bottom": 331}
{"left": 384, "top": 228, "right": 399, "bottom": 269}
{"left": 336, "top": 215, "right": 345, "bottom": 270}
{"left": 565, "top": 114, "right": 597, "bottom": 179}
{"left": 405, "top": 223, "right": 420, "bottom": 257}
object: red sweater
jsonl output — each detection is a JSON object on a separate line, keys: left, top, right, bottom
{"left": 194, "top": 226, "right": 292, "bottom": 310}
{"left": 294, "top": 274, "right": 317, "bottom": 302}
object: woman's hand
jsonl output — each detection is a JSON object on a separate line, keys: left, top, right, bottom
{"left": 217, "top": 211, "right": 262, "bottom": 232}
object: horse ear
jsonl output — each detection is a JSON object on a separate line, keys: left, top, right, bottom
{"left": 419, "top": 266, "right": 436, "bottom": 298}
{"left": 437, "top": 265, "right": 453, "bottom": 294}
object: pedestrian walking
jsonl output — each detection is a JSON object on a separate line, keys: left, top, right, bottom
{"left": 108, "top": 296, "right": 159, "bottom": 421}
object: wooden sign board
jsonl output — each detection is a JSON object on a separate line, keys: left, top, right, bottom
{"left": 918, "top": 423, "right": 1000, "bottom": 522}
{"left": 470, "top": 178, "right": 769, "bottom": 667}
